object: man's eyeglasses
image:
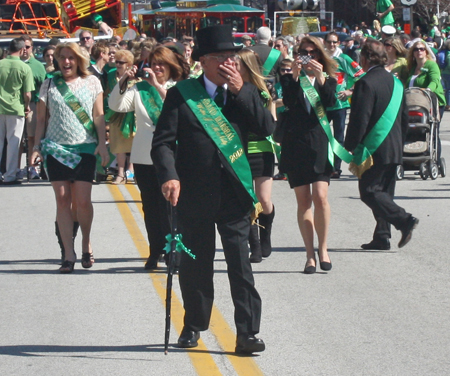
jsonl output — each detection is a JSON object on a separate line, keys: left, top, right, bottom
{"left": 326, "top": 40, "right": 339, "bottom": 44}
{"left": 205, "top": 54, "right": 238, "bottom": 62}
{"left": 80, "top": 37, "right": 91, "bottom": 41}
{"left": 280, "top": 68, "right": 292, "bottom": 73}
{"left": 115, "top": 61, "right": 127, "bottom": 65}
{"left": 413, "top": 47, "right": 426, "bottom": 52}
{"left": 274, "top": 44, "right": 284, "bottom": 49}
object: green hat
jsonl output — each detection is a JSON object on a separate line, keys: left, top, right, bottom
{"left": 92, "top": 14, "right": 102, "bottom": 23}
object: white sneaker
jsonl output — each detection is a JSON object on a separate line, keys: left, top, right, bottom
{"left": 16, "top": 168, "right": 27, "bottom": 180}
{"left": 126, "top": 170, "right": 134, "bottom": 180}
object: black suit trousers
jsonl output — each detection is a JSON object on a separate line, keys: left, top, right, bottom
{"left": 178, "top": 170, "right": 262, "bottom": 336}
{"left": 359, "top": 163, "right": 411, "bottom": 240}
{"left": 134, "top": 164, "right": 170, "bottom": 258}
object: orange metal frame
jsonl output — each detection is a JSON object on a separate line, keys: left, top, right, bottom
{"left": 0, "top": 0, "right": 70, "bottom": 37}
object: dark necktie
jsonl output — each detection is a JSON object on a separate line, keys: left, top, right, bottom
{"left": 214, "top": 86, "right": 224, "bottom": 109}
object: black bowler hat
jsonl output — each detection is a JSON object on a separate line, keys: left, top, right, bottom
{"left": 192, "top": 24, "right": 242, "bottom": 61}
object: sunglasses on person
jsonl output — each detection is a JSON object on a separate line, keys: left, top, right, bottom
{"left": 80, "top": 37, "right": 91, "bottom": 41}
{"left": 297, "top": 49, "right": 318, "bottom": 57}
{"left": 25, "top": 45, "right": 32, "bottom": 49}
{"left": 413, "top": 47, "right": 426, "bottom": 52}
{"left": 326, "top": 40, "right": 339, "bottom": 44}
{"left": 274, "top": 44, "right": 284, "bottom": 49}
{"left": 280, "top": 68, "right": 292, "bottom": 73}
{"left": 384, "top": 43, "right": 393, "bottom": 47}
{"left": 115, "top": 61, "right": 127, "bottom": 65}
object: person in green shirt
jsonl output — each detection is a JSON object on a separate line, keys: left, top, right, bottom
{"left": 406, "top": 39, "right": 446, "bottom": 170}
{"left": 0, "top": 38, "right": 34, "bottom": 184}
{"left": 324, "top": 32, "right": 365, "bottom": 178}
{"left": 377, "top": 0, "right": 395, "bottom": 27}
{"left": 21, "top": 35, "right": 47, "bottom": 178}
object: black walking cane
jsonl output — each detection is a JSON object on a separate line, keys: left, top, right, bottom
{"left": 164, "top": 204, "right": 177, "bottom": 355}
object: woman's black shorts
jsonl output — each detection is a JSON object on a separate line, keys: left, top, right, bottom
{"left": 46, "top": 153, "right": 96, "bottom": 183}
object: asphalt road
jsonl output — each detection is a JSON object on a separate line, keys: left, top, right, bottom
{"left": 1, "top": 117, "right": 449, "bottom": 375}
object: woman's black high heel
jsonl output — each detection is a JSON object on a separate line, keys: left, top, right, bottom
{"left": 318, "top": 250, "right": 332, "bottom": 271}
{"left": 304, "top": 258, "right": 316, "bottom": 274}
{"left": 60, "top": 252, "right": 76, "bottom": 274}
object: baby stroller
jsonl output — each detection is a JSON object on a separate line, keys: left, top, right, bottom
{"left": 398, "top": 87, "right": 446, "bottom": 180}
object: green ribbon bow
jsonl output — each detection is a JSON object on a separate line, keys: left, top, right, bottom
{"left": 164, "top": 233, "right": 196, "bottom": 259}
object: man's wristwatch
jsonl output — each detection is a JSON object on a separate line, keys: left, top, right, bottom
{"left": 33, "top": 144, "right": 41, "bottom": 151}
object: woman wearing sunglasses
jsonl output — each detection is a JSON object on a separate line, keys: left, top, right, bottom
{"left": 406, "top": 40, "right": 445, "bottom": 169}
{"left": 109, "top": 46, "right": 190, "bottom": 270}
{"left": 384, "top": 37, "right": 408, "bottom": 85}
{"left": 105, "top": 49, "right": 136, "bottom": 185}
{"left": 279, "top": 36, "right": 338, "bottom": 274}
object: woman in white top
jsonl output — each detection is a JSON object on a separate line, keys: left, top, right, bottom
{"left": 109, "top": 46, "right": 190, "bottom": 270}
{"left": 31, "top": 42, "right": 109, "bottom": 273}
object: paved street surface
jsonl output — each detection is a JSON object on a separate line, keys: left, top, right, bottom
{"left": 1, "top": 118, "right": 450, "bottom": 376}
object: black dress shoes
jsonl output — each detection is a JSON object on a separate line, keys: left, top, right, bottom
{"left": 304, "top": 259, "right": 316, "bottom": 274}
{"left": 235, "top": 334, "right": 265, "bottom": 354}
{"left": 361, "top": 239, "right": 390, "bottom": 250}
{"left": 319, "top": 261, "right": 332, "bottom": 271}
{"left": 398, "top": 216, "right": 419, "bottom": 248}
{"left": 177, "top": 328, "right": 200, "bottom": 348}
{"left": 144, "top": 256, "right": 158, "bottom": 270}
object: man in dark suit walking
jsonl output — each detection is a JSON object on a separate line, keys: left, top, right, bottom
{"left": 344, "top": 38, "right": 418, "bottom": 250}
{"left": 151, "top": 25, "right": 275, "bottom": 354}
{"left": 248, "top": 26, "right": 282, "bottom": 79}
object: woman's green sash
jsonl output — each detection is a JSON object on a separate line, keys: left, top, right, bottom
{"left": 176, "top": 79, "right": 262, "bottom": 221}
{"left": 136, "top": 81, "right": 163, "bottom": 126}
{"left": 349, "top": 76, "right": 404, "bottom": 178}
{"left": 53, "top": 72, "right": 97, "bottom": 139}
{"left": 299, "top": 71, "right": 353, "bottom": 167}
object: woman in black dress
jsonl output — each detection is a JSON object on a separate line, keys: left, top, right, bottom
{"left": 280, "top": 37, "right": 337, "bottom": 274}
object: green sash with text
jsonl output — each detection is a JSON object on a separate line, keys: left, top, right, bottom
{"left": 300, "top": 71, "right": 353, "bottom": 167}
{"left": 176, "top": 79, "right": 262, "bottom": 221}
{"left": 53, "top": 72, "right": 97, "bottom": 139}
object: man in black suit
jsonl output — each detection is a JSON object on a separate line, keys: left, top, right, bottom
{"left": 344, "top": 38, "right": 418, "bottom": 250}
{"left": 151, "top": 25, "right": 275, "bottom": 354}
{"left": 248, "top": 26, "right": 282, "bottom": 79}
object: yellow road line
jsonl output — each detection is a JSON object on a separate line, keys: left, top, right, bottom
{"left": 107, "top": 184, "right": 222, "bottom": 376}
{"left": 124, "top": 183, "right": 265, "bottom": 376}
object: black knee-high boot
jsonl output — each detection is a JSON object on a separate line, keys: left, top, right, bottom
{"left": 259, "top": 205, "right": 275, "bottom": 258}
{"left": 55, "top": 221, "right": 64, "bottom": 263}
{"left": 249, "top": 224, "right": 262, "bottom": 263}
{"left": 55, "top": 221, "right": 79, "bottom": 263}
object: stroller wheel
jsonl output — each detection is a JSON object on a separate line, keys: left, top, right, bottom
{"left": 429, "top": 161, "right": 439, "bottom": 180}
{"left": 419, "top": 162, "right": 429, "bottom": 180}
{"left": 439, "top": 157, "right": 446, "bottom": 177}
{"left": 396, "top": 165, "right": 404, "bottom": 180}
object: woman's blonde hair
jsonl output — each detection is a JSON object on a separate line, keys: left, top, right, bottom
{"left": 54, "top": 42, "right": 90, "bottom": 78}
{"left": 115, "top": 49, "right": 134, "bottom": 66}
{"left": 384, "top": 37, "right": 407, "bottom": 58}
{"left": 407, "top": 40, "right": 433, "bottom": 72}
{"left": 237, "top": 48, "right": 272, "bottom": 107}
{"left": 295, "top": 36, "right": 337, "bottom": 78}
